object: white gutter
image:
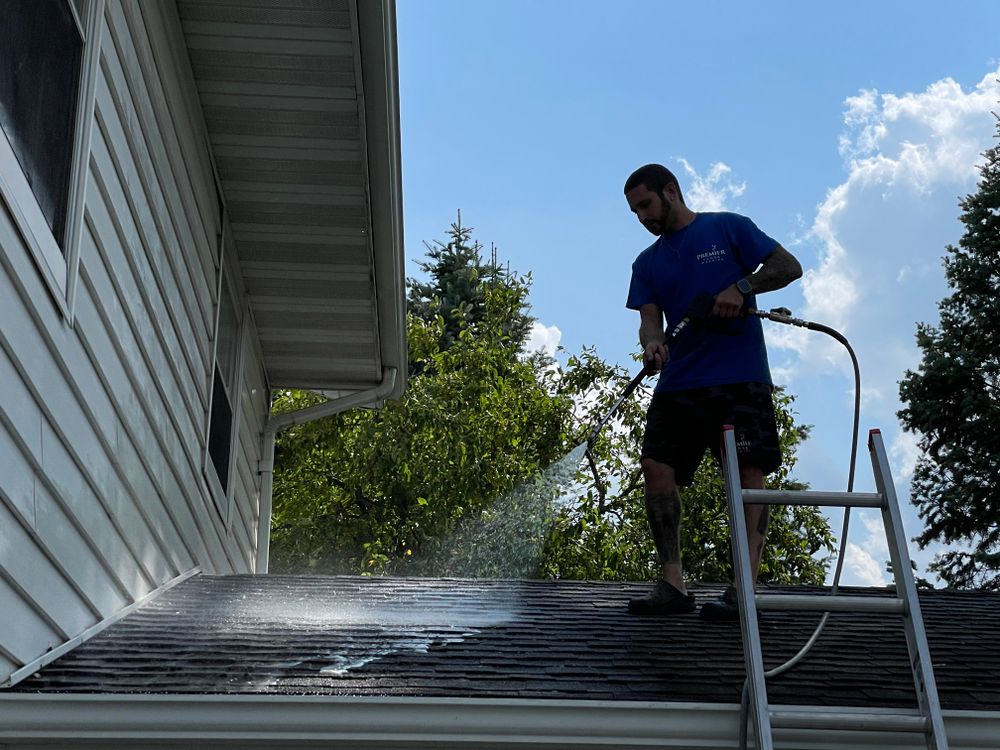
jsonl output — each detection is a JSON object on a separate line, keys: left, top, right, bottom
{"left": 356, "top": 0, "right": 407, "bottom": 403}
{"left": 0, "top": 695, "right": 996, "bottom": 749}
{"left": 255, "top": 367, "right": 399, "bottom": 573}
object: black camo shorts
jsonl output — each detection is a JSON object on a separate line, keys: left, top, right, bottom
{"left": 641, "top": 382, "right": 781, "bottom": 487}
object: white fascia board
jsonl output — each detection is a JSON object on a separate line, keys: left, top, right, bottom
{"left": 0, "top": 695, "right": 997, "bottom": 749}
{"left": 354, "top": 0, "right": 407, "bottom": 402}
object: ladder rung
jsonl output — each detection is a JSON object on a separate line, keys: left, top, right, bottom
{"left": 720, "top": 428, "right": 948, "bottom": 750}
{"left": 770, "top": 709, "right": 928, "bottom": 733}
{"left": 755, "top": 594, "right": 905, "bottom": 614}
{"left": 741, "top": 489, "right": 883, "bottom": 508}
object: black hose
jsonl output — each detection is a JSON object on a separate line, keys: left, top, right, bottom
{"left": 736, "top": 307, "right": 863, "bottom": 749}
{"left": 581, "top": 304, "right": 865, "bottom": 737}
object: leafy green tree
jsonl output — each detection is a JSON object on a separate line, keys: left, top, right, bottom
{"left": 539, "top": 351, "right": 834, "bottom": 584}
{"left": 898, "top": 118, "right": 1000, "bottom": 590}
{"left": 407, "top": 212, "right": 535, "bottom": 353}
{"left": 270, "top": 220, "right": 833, "bottom": 585}
{"left": 270, "top": 280, "right": 572, "bottom": 574}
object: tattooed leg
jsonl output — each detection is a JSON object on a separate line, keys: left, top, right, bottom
{"left": 745, "top": 503, "right": 770, "bottom": 583}
{"left": 645, "top": 489, "right": 684, "bottom": 587}
{"left": 740, "top": 465, "right": 768, "bottom": 584}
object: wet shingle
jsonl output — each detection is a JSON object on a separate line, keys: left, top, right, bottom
{"left": 12, "top": 575, "right": 1000, "bottom": 710}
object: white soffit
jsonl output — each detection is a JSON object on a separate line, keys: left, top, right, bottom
{"left": 177, "top": 0, "right": 406, "bottom": 395}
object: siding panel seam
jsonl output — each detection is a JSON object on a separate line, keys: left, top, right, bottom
{"left": 101, "top": 6, "right": 214, "bottom": 356}
{"left": 0, "top": 265, "right": 155, "bottom": 600}
{"left": 112, "top": 1, "right": 216, "bottom": 325}
{"left": 98, "top": 21, "right": 211, "bottom": 396}
{"left": 0, "top": 478, "right": 104, "bottom": 619}
{"left": 75, "top": 258, "right": 233, "bottom": 575}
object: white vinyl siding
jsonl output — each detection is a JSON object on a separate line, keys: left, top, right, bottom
{"left": 0, "top": 0, "right": 268, "bottom": 687}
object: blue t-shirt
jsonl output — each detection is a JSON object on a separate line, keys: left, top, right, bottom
{"left": 626, "top": 212, "right": 778, "bottom": 392}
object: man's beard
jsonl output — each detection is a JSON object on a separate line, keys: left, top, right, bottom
{"left": 647, "top": 200, "right": 672, "bottom": 235}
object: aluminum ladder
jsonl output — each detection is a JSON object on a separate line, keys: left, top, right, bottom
{"left": 721, "top": 425, "right": 948, "bottom": 749}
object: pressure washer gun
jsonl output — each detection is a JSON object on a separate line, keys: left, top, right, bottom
{"left": 584, "top": 364, "right": 653, "bottom": 451}
{"left": 580, "top": 294, "right": 714, "bottom": 493}
{"left": 585, "top": 298, "right": 833, "bottom": 451}
{"left": 585, "top": 293, "right": 714, "bottom": 451}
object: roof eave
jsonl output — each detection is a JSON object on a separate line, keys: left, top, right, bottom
{"left": 177, "top": 0, "right": 407, "bottom": 396}
{"left": 356, "top": 0, "right": 406, "bottom": 401}
{"left": 0, "top": 694, "right": 996, "bottom": 749}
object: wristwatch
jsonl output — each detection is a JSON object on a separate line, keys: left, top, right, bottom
{"left": 736, "top": 278, "right": 753, "bottom": 295}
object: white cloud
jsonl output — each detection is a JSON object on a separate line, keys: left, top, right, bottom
{"left": 676, "top": 158, "right": 747, "bottom": 212}
{"left": 844, "top": 512, "right": 891, "bottom": 587}
{"left": 890, "top": 429, "right": 921, "bottom": 483}
{"left": 826, "top": 510, "right": 891, "bottom": 587}
{"left": 526, "top": 322, "right": 562, "bottom": 356}
{"left": 783, "top": 68, "right": 1000, "bottom": 588}
{"left": 778, "top": 67, "right": 1000, "bottom": 357}
{"left": 775, "top": 67, "right": 999, "bottom": 411}
{"left": 843, "top": 541, "right": 888, "bottom": 587}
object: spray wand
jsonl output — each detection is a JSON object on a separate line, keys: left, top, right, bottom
{"left": 584, "top": 293, "right": 714, "bottom": 477}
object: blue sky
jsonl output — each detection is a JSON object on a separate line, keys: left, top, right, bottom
{"left": 395, "top": 1, "right": 1000, "bottom": 586}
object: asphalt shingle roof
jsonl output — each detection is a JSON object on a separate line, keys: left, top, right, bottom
{"left": 13, "top": 575, "right": 1000, "bottom": 711}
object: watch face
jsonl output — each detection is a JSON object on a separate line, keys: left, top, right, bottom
{"left": 737, "top": 279, "right": 752, "bottom": 294}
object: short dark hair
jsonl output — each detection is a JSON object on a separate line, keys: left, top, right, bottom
{"left": 624, "top": 163, "right": 684, "bottom": 204}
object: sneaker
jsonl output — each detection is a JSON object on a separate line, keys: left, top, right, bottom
{"left": 700, "top": 585, "right": 739, "bottom": 621}
{"left": 627, "top": 580, "right": 696, "bottom": 616}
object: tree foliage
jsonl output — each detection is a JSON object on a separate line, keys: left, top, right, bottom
{"left": 540, "top": 350, "right": 833, "bottom": 584}
{"left": 270, "top": 220, "right": 834, "bottom": 585}
{"left": 270, "top": 281, "right": 570, "bottom": 574}
{"left": 407, "top": 213, "right": 534, "bottom": 354}
{"left": 898, "top": 117, "right": 1000, "bottom": 590}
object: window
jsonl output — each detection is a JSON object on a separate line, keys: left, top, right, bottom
{"left": 1, "top": 0, "right": 82, "bottom": 242}
{"left": 205, "top": 237, "right": 245, "bottom": 522}
{"left": 208, "top": 285, "right": 240, "bottom": 497}
{"left": 0, "top": 0, "right": 104, "bottom": 315}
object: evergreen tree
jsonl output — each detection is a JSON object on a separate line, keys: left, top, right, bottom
{"left": 407, "top": 212, "right": 535, "bottom": 353}
{"left": 898, "top": 116, "right": 1000, "bottom": 590}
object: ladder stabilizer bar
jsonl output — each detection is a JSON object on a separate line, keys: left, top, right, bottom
{"left": 741, "top": 489, "right": 884, "bottom": 508}
{"left": 755, "top": 593, "right": 906, "bottom": 614}
{"left": 770, "top": 709, "right": 928, "bottom": 733}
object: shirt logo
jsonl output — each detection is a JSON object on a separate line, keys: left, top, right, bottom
{"left": 696, "top": 245, "right": 726, "bottom": 264}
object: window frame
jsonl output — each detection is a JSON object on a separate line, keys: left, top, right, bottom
{"left": 0, "top": 0, "right": 105, "bottom": 321}
{"left": 203, "top": 226, "right": 246, "bottom": 527}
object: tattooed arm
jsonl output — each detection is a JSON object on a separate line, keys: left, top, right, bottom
{"left": 714, "top": 245, "right": 803, "bottom": 318}
{"left": 745, "top": 245, "right": 803, "bottom": 293}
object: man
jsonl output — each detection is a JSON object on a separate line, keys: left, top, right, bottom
{"left": 623, "top": 163, "right": 802, "bottom": 619}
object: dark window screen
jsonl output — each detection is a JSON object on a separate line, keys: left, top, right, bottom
{"left": 0, "top": 0, "right": 84, "bottom": 247}
{"left": 208, "top": 368, "right": 233, "bottom": 495}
